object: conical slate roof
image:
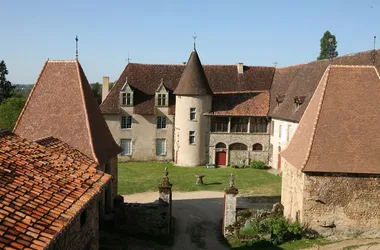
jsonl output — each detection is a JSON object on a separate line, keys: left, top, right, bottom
{"left": 14, "top": 60, "right": 121, "bottom": 165}
{"left": 174, "top": 50, "right": 212, "bottom": 95}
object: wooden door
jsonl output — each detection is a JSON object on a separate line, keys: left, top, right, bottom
{"left": 216, "top": 151, "right": 227, "bottom": 166}
{"left": 278, "top": 154, "right": 281, "bottom": 170}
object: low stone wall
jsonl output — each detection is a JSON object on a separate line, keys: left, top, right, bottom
{"left": 121, "top": 203, "right": 171, "bottom": 237}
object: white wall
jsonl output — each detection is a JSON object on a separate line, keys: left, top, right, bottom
{"left": 174, "top": 95, "right": 212, "bottom": 167}
{"left": 269, "top": 118, "right": 299, "bottom": 169}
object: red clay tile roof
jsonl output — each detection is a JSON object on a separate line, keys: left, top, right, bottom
{"left": 13, "top": 60, "right": 121, "bottom": 165}
{"left": 0, "top": 130, "right": 111, "bottom": 249}
{"left": 34, "top": 137, "right": 97, "bottom": 168}
{"left": 281, "top": 65, "right": 380, "bottom": 174}
{"left": 270, "top": 49, "right": 380, "bottom": 122}
{"left": 208, "top": 92, "right": 269, "bottom": 116}
{"left": 174, "top": 50, "right": 212, "bottom": 96}
{"left": 100, "top": 52, "right": 275, "bottom": 115}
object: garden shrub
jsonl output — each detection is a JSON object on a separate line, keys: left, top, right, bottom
{"left": 250, "top": 160, "right": 266, "bottom": 169}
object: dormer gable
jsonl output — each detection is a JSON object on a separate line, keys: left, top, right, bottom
{"left": 155, "top": 78, "right": 169, "bottom": 107}
{"left": 294, "top": 95, "right": 306, "bottom": 110}
{"left": 120, "top": 77, "right": 134, "bottom": 106}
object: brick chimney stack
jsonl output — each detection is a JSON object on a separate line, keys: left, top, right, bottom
{"left": 237, "top": 63, "right": 244, "bottom": 74}
{"left": 102, "top": 76, "right": 109, "bottom": 102}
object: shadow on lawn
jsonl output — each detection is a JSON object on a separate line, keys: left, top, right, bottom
{"left": 204, "top": 182, "right": 222, "bottom": 186}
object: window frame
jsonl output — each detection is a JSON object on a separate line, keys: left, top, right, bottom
{"left": 211, "top": 117, "right": 228, "bottom": 132}
{"left": 120, "top": 139, "right": 132, "bottom": 156}
{"left": 121, "top": 116, "right": 132, "bottom": 129}
{"left": 157, "top": 93, "right": 167, "bottom": 106}
{"left": 156, "top": 116, "right": 167, "bottom": 129}
{"left": 190, "top": 108, "right": 196, "bottom": 121}
{"left": 230, "top": 117, "right": 249, "bottom": 133}
{"left": 252, "top": 143, "right": 263, "bottom": 151}
{"left": 156, "top": 138, "right": 167, "bottom": 156}
{"left": 189, "top": 131, "right": 195, "bottom": 144}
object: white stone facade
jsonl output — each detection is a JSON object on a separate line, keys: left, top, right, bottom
{"left": 269, "top": 118, "right": 298, "bottom": 169}
{"left": 174, "top": 95, "right": 212, "bottom": 166}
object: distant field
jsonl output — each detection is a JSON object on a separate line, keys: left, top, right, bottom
{"left": 118, "top": 162, "right": 281, "bottom": 196}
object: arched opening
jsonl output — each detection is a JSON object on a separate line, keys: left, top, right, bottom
{"left": 216, "top": 142, "right": 227, "bottom": 149}
{"left": 252, "top": 143, "right": 263, "bottom": 151}
{"left": 229, "top": 143, "right": 247, "bottom": 151}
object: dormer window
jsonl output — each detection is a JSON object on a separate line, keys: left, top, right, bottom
{"left": 120, "top": 77, "right": 134, "bottom": 106}
{"left": 294, "top": 96, "right": 306, "bottom": 110}
{"left": 276, "top": 95, "right": 285, "bottom": 106}
{"left": 156, "top": 78, "right": 169, "bottom": 107}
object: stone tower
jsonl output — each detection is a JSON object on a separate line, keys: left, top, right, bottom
{"left": 173, "top": 50, "right": 212, "bottom": 167}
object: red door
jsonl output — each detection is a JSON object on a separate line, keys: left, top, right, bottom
{"left": 216, "top": 151, "right": 227, "bottom": 166}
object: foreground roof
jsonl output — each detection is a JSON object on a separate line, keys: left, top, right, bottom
{"left": 100, "top": 56, "right": 275, "bottom": 115}
{"left": 270, "top": 49, "right": 380, "bottom": 122}
{"left": 281, "top": 65, "right": 380, "bottom": 174}
{"left": 0, "top": 130, "right": 110, "bottom": 249}
{"left": 174, "top": 50, "right": 212, "bottom": 95}
{"left": 13, "top": 60, "right": 121, "bottom": 165}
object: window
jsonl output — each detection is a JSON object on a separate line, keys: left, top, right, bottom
{"left": 229, "top": 143, "right": 247, "bottom": 150}
{"left": 190, "top": 108, "right": 196, "bottom": 120}
{"left": 216, "top": 142, "right": 226, "bottom": 149}
{"left": 279, "top": 125, "right": 282, "bottom": 139}
{"left": 156, "top": 139, "right": 166, "bottom": 156}
{"left": 157, "top": 116, "right": 166, "bottom": 129}
{"left": 211, "top": 117, "right": 228, "bottom": 132}
{"left": 158, "top": 94, "right": 166, "bottom": 106}
{"left": 189, "top": 131, "right": 195, "bottom": 144}
{"left": 250, "top": 117, "right": 268, "bottom": 133}
{"left": 80, "top": 209, "right": 87, "bottom": 228}
{"left": 252, "top": 143, "right": 263, "bottom": 151}
{"left": 269, "top": 143, "right": 273, "bottom": 160}
{"left": 287, "top": 125, "right": 291, "bottom": 141}
{"left": 120, "top": 139, "right": 132, "bottom": 155}
{"left": 230, "top": 117, "right": 248, "bottom": 133}
{"left": 121, "top": 116, "right": 132, "bottom": 129}
{"left": 121, "top": 92, "right": 133, "bottom": 106}
{"left": 271, "top": 121, "right": 275, "bottom": 136}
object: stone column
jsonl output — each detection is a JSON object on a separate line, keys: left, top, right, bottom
{"left": 158, "top": 167, "right": 172, "bottom": 236}
{"left": 223, "top": 174, "right": 239, "bottom": 237}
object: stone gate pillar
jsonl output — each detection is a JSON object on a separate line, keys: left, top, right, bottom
{"left": 158, "top": 167, "right": 172, "bottom": 235}
{"left": 223, "top": 173, "right": 239, "bottom": 237}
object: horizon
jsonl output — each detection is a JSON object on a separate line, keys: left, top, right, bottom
{"left": 2, "top": 0, "right": 379, "bottom": 85}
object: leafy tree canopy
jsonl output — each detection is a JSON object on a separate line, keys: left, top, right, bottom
{"left": 317, "top": 31, "right": 338, "bottom": 60}
{"left": 0, "top": 60, "right": 16, "bottom": 104}
{"left": 0, "top": 97, "right": 26, "bottom": 130}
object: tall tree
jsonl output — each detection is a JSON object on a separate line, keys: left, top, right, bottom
{"left": 0, "top": 97, "right": 26, "bottom": 130}
{"left": 0, "top": 60, "right": 15, "bottom": 104}
{"left": 317, "top": 31, "right": 338, "bottom": 60}
{"left": 91, "top": 82, "right": 102, "bottom": 105}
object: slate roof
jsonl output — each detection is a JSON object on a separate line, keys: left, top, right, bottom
{"left": 0, "top": 130, "right": 111, "bottom": 249}
{"left": 207, "top": 92, "right": 269, "bottom": 116}
{"left": 174, "top": 50, "right": 212, "bottom": 96}
{"left": 100, "top": 51, "right": 275, "bottom": 115}
{"left": 281, "top": 65, "right": 380, "bottom": 174}
{"left": 13, "top": 60, "right": 121, "bottom": 165}
{"left": 270, "top": 49, "right": 380, "bottom": 122}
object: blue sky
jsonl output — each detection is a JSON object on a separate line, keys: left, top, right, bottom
{"left": 2, "top": 0, "right": 379, "bottom": 85}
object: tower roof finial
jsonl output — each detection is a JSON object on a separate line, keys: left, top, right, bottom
{"left": 192, "top": 33, "right": 197, "bottom": 51}
{"left": 75, "top": 35, "right": 79, "bottom": 60}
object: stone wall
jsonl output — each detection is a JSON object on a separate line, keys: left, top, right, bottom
{"left": 281, "top": 159, "right": 305, "bottom": 223}
{"left": 303, "top": 172, "right": 380, "bottom": 238}
{"left": 104, "top": 109, "right": 174, "bottom": 162}
{"left": 282, "top": 159, "right": 380, "bottom": 238}
{"left": 49, "top": 196, "right": 100, "bottom": 250}
{"left": 209, "top": 133, "right": 269, "bottom": 166}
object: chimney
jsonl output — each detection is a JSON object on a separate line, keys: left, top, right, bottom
{"left": 237, "top": 63, "right": 244, "bottom": 74}
{"left": 102, "top": 76, "right": 109, "bottom": 102}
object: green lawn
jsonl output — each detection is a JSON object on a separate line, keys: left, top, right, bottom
{"left": 118, "top": 162, "right": 281, "bottom": 195}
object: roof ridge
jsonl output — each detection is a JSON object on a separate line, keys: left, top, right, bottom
{"left": 13, "top": 60, "right": 49, "bottom": 133}
{"left": 75, "top": 61, "right": 99, "bottom": 163}
{"left": 330, "top": 65, "right": 376, "bottom": 68}
{"left": 33, "top": 135, "right": 55, "bottom": 143}
{"left": 301, "top": 66, "right": 331, "bottom": 171}
{"left": 47, "top": 60, "right": 77, "bottom": 63}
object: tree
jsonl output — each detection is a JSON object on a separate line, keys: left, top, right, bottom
{"left": 0, "top": 60, "right": 15, "bottom": 104}
{"left": 91, "top": 82, "right": 102, "bottom": 105}
{"left": 0, "top": 97, "right": 26, "bottom": 130}
{"left": 317, "top": 31, "right": 338, "bottom": 60}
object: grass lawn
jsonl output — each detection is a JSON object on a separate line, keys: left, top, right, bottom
{"left": 118, "top": 162, "right": 281, "bottom": 195}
